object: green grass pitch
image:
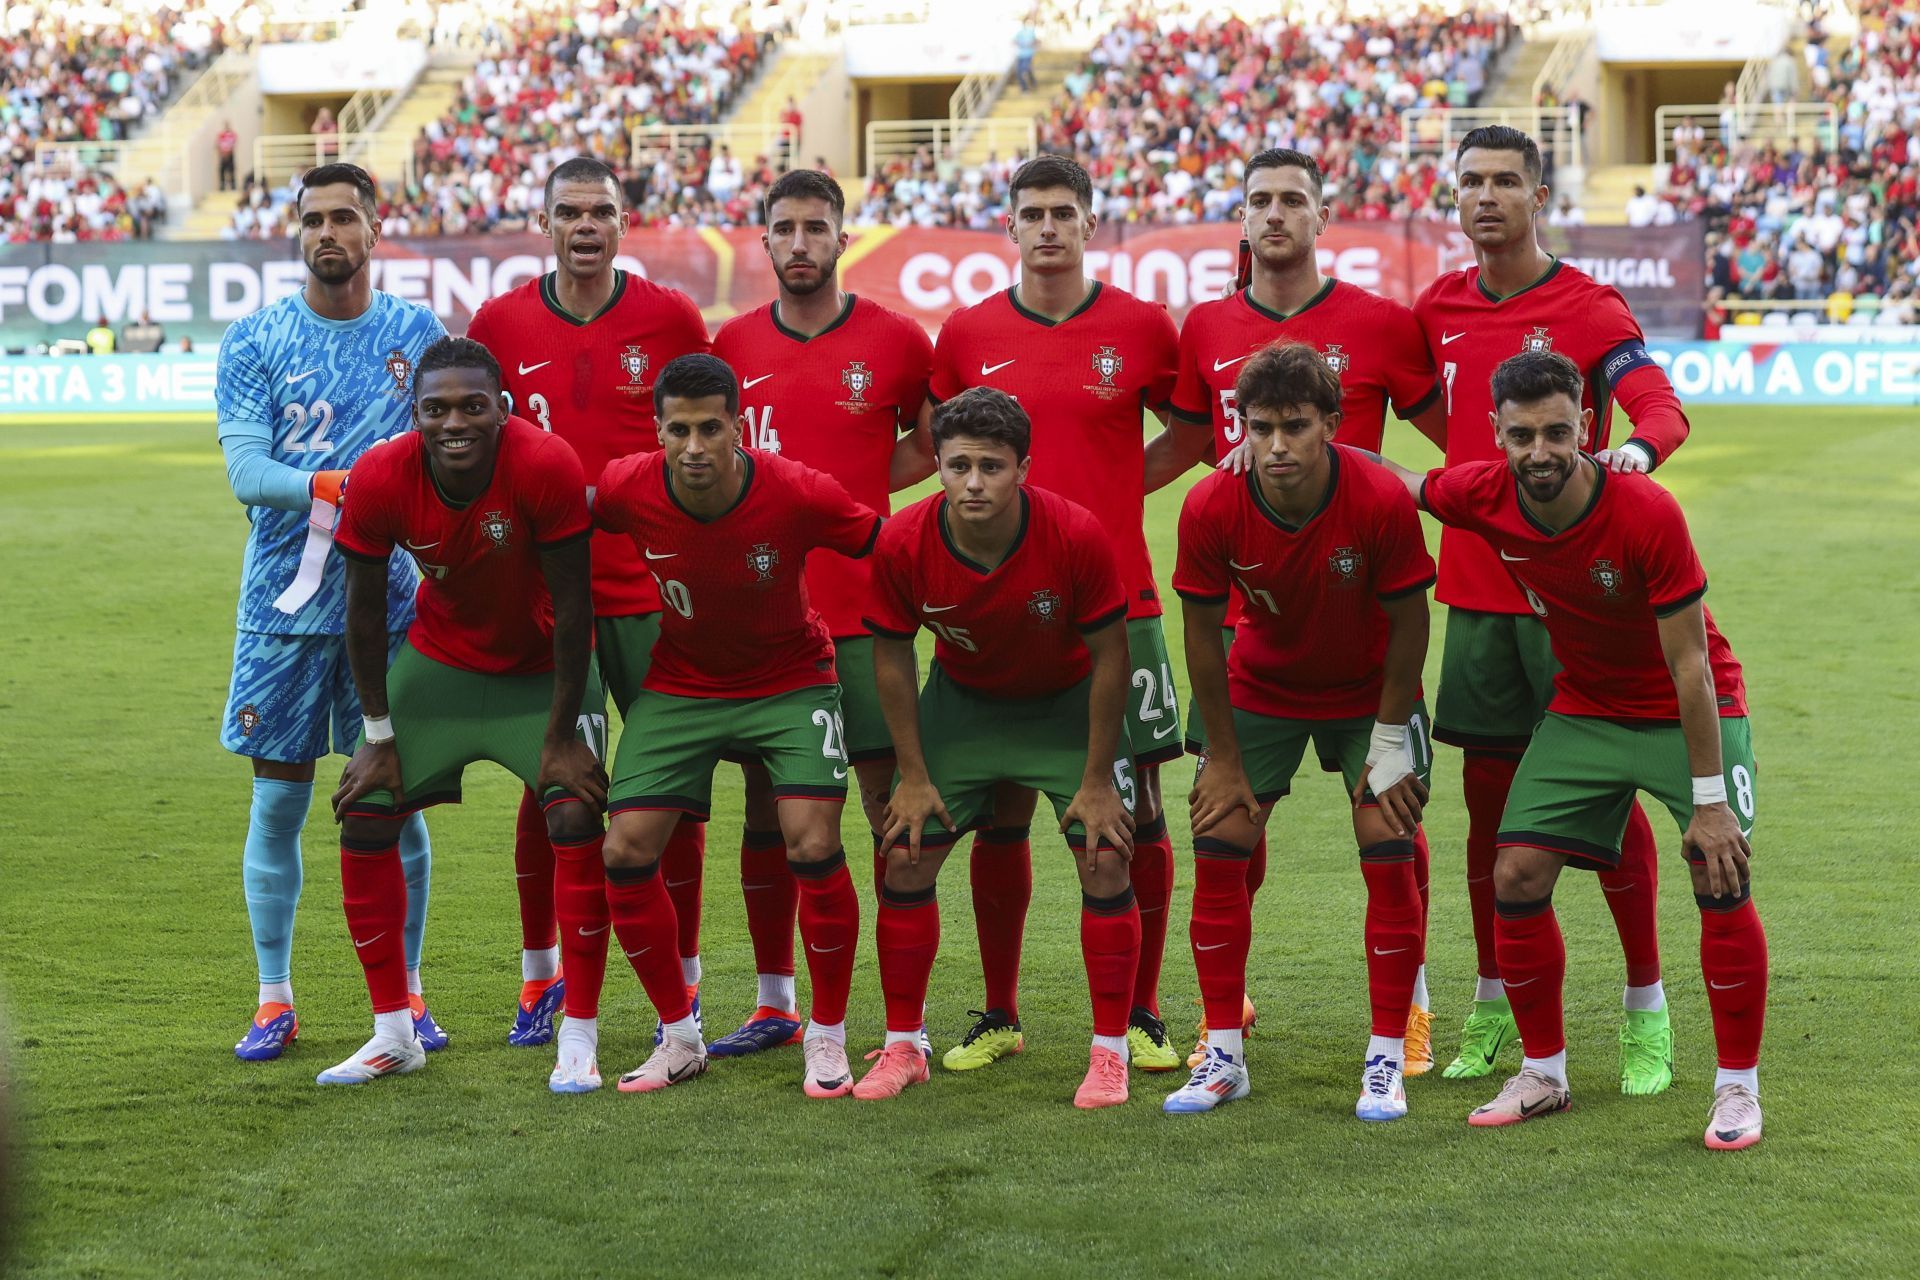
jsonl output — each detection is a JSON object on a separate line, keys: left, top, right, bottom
{"left": 1, "top": 407, "right": 1916, "bottom": 1277}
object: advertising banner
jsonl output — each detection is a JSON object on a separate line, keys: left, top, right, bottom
{"left": 1645, "top": 340, "right": 1920, "bottom": 405}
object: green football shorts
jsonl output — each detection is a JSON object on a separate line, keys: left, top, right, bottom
{"left": 1498, "top": 712, "right": 1758, "bottom": 871}
{"left": 1433, "top": 607, "right": 1559, "bottom": 752}
{"left": 1192, "top": 699, "right": 1433, "bottom": 805}
{"left": 903, "top": 665, "right": 1137, "bottom": 850}
{"left": 1183, "top": 625, "right": 1236, "bottom": 755}
{"left": 609, "top": 683, "right": 849, "bottom": 819}
{"left": 1127, "top": 615, "right": 1185, "bottom": 768}
{"left": 832, "top": 635, "right": 894, "bottom": 764}
{"left": 595, "top": 611, "right": 662, "bottom": 721}
{"left": 346, "top": 643, "right": 607, "bottom": 817}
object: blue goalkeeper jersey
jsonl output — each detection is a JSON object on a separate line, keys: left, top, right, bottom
{"left": 216, "top": 290, "right": 445, "bottom": 636}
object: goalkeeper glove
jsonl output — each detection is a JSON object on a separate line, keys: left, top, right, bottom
{"left": 311, "top": 470, "right": 348, "bottom": 507}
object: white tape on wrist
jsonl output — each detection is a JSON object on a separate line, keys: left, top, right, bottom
{"left": 1692, "top": 774, "right": 1728, "bottom": 806}
{"left": 1366, "top": 721, "right": 1414, "bottom": 794}
{"left": 271, "top": 496, "right": 340, "bottom": 614}
{"left": 363, "top": 714, "right": 396, "bottom": 745}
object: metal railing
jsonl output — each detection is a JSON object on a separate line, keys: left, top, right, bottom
{"left": 630, "top": 122, "right": 801, "bottom": 174}
{"left": 1399, "top": 105, "right": 1585, "bottom": 171}
{"left": 252, "top": 131, "right": 415, "bottom": 189}
{"left": 1653, "top": 101, "right": 1838, "bottom": 165}
{"left": 865, "top": 116, "right": 1035, "bottom": 176}
{"left": 1532, "top": 31, "right": 1592, "bottom": 109}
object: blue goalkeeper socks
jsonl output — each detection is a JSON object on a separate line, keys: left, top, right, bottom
{"left": 243, "top": 778, "right": 311, "bottom": 985}
{"left": 399, "top": 810, "right": 432, "bottom": 971}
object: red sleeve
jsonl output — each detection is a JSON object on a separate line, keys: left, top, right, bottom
{"left": 1367, "top": 471, "right": 1437, "bottom": 599}
{"left": 592, "top": 454, "right": 646, "bottom": 535}
{"left": 526, "top": 434, "right": 591, "bottom": 549}
{"left": 1168, "top": 313, "right": 1212, "bottom": 424}
{"left": 1588, "top": 286, "right": 1689, "bottom": 466}
{"left": 335, "top": 447, "right": 396, "bottom": 561}
{"left": 464, "top": 298, "right": 496, "bottom": 349}
{"left": 1634, "top": 484, "right": 1709, "bottom": 616}
{"left": 896, "top": 320, "right": 934, "bottom": 425}
{"left": 862, "top": 520, "right": 920, "bottom": 639}
{"left": 1382, "top": 302, "right": 1442, "bottom": 420}
{"left": 672, "top": 289, "right": 712, "bottom": 353}
{"left": 1418, "top": 463, "right": 1481, "bottom": 530}
{"left": 1143, "top": 303, "right": 1180, "bottom": 410}
{"left": 1171, "top": 480, "right": 1230, "bottom": 604}
{"left": 929, "top": 314, "right": 964, "bottom": 402}
{"left": 805, "top": 464, "right": 883, "bottom": 558}
{"left": 1067, "top": 505, "right": 1126, "bottom": 632}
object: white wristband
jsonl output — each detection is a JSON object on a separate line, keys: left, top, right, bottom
{"left": 363, "top": 714, "right": 396, "bottom": 745}
{"left": 1691, "top": 774, "right": 1728, "bottom": 806}
{"left": 1366, "top": 721, "right": 1414, "bottom": 794}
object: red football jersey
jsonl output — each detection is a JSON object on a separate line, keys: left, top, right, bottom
{"left": 1170, "top": 281, "right": 1440, "bottom": 457}
{"left": 711, "top": 294, "right": 932, "bottom": 638}
{"left": 866, "top": 486, "right": 1125, "bottom": 699}
{"left": 1421, "top": 461, "right": 1747, "bottom": 721}
{"left": 1174, "top": 446, "right": 1435, "bottom": 719}
{"left": 930, "top": 283, "right": 1178, "bottom": 619}
{"left": 466, "top": 269, "right": 710, "bottom": 618}
{"left": 592, "top": 448, "right": 882, "bottom": 699}
{"left": 1414, "top": 259, "right": 1679, "bottom": 614}
{"left": 336, "top": 417, "right": 589, "bottom": 676}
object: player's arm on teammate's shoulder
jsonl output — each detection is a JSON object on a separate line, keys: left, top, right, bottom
{"left": 1360, "top": 590, "right": 1432, "bottom": 836}
{"left": 1065, "top": 616, "right": 1135, "bottom": 866}
{"left": 889, "top": 398, "right": 937, "bottom": 490}
{"left": 331, "top": 554, "right": 404, "bottom": 819}
{"left": 1592, "top": 292, "right": 1689, "bottom": 473}
{"left": 535, "top": 535, "right": 607, "bottom": 813}
{"left": 1656, "top": 598, "right": 1748, "bottom": 897}
{"left": 870, "top": 632, "right": 947, "bottom": 863}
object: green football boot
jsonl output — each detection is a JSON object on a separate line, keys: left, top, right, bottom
{"left": 941, "top": 1009, "right": 1023, "bottom": 1072}
{"left": 1441, "top": 996, "right": 1517, "bottom": 1080}
{"left": 1618, "top": 1005, "right": 1674, "bottom": 1096}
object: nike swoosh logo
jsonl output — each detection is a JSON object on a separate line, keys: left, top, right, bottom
{"left": 353, "top": 933, "right": 386, "bottom": 948}
{"left": 285, "top": 369, "right": 321, "bottom": 384}
{"left": 980, "top": 359, "right": 1016, "bottom": 376}
{"left": 1152, "top": 723, "right": 1177, "bottom": 740}
{"left": 1708, "top": 980, "right": 1746, "bottom": 990}
{"left": 809, "top": 944, "right": 845, "bottom": 954}
{"left": 645, "top": 549, "right": 677, "bottom": 560}
{"left": 1601, "top": 882, "right": 1632, "bottom": 894}
{"left": 665, "top": 878, "right": 697, "bottom": 888}
{"left": 1499, "top": 550, "right": 1530, "bottom": 562}
{"left": 1212, "top": 355, "right": 1250, "bottom": 371}
{"left": 1228, "top": 560, "right": 1264, "bottom": 571}
{"left": 1503, "top": 976, "right": 1537, "bottom": 988}
{"left": 742, "top": 882, "right": 774, "bottom": 891}
{"left": 742, "top": 374, "right": 773, "bottom": 389}
{"left": 666, "top": 1061, "right": 701, "bottom": 1082}
{"left": 1372, "top": 946, "right": 1408, "bottom": 955}
{"left": 1519, "top": 1095, "right": 1560, "bottom": 1116}
{"left": 518, "top": 360, "right": 552, "bottom": 375}
{"left": 403, "top": 539, "right": 441, "bottom": 551}
{"left": 1195, "top": 941, "right": 1229, "bottom": 951}
{"left": 623, "top": 946, "right": 651, "bottom": 958}
{"left": 578, "top": 924, "right": 610, "bottom": 937}
{"left": 833, "top": 767, "right": 848, "bottom": 780}
{"left": 515, "top": 871, "right": 538, "bottom": 879}
{"left": 1441, "top": 332, "right": 1466, "bottom": 345}
{"left": 922, "top": 602, "right": 958, "bottom": 613}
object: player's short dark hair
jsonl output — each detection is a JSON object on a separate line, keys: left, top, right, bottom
{"left": 764, "top": 168, "right": 844, "bottom": 227}
{"left": 932, "top": 387, "right": 1030, "bottom": 459}
{"left": 298, "top": 163, "right": 377, "bottom": 217}
{"left": 1455, "top": 126, "right": 1544, "bottom": 186}
{"left": 545, "top": 156, "right": 622, "bottom": 209}
{"left": 414, "top": 335, "right": 502, "bottom": 396}
{"left": 1244, "top": 148, "right": 1322, "bottom": 201}
{"left": 1491, "top": 351, "right": 1584, "bottom": 412}
{"left": 1236, "top": 341, "right": 1344, "bottom": 421}
{"left": 1009, "top": 155, "right": 1093, "bottom": 213}
{"left": 655, "top": 352, "right": 739, "bottom": 418}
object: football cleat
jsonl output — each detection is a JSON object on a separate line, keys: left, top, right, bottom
{"left": 1073, "top": 1045, "right": 1131, "bottom": 1109}
{"left": 1467, "top": 1067, "right": 1570, "bottom": 1127}
{"left": 918, "top": 1026, "right": 934, "bottom": 1060}
{"left": 1163, "top": 1046, "right": 1251, "bottom": 1114}
{"left": 1704, "top": 1083, "right": 1763, "bottom": 1151}
{"left": 852, "top": 1040, "right": 931, "bottom": 1100}
{"left": 1442, "top": 996, "right": 1517, "bottom": 1079}
{"left": 802, "top": 1036, "right": 855, "bottom": 1099}
{"left": 235, "top": 1003, "right": 298, "bottom": 1062}
{"left": 1404, "top": 1003, "right": 1434, "bottom": 1077}
{"left": 508, "top": 975, "right": 566, "bottom": 1047}
{"left": 1356, "top": 1054, "right": 1409, "bottom": 1122}
{"left": 408, "top": 995, "right": 448, "bottom": 1052}
{"left": 941, "top": 1009, "right": 1024, "bottom": 1072}
{"left": 706, "top": 1006, "right": 803, "bottom": 1058}
{"left": 652, "top": 986, "right": 703, "bottom": 1047}
{"left": 1126, "top": 1007, "right": 1180, "bottom": 1072}
{"left": 1186, "top": 995, "right": 1258, "bottom": 1070}
{"left": 549, "top": 1047, "right": 602, "bottom": 1095}
{"left": 1619, "top": 1006, "right": 1674, "bottom": 1096}
{"left": 617, "top": 1035, "right": 707, "bottom": 1093}
{"left": 315, "top": 1032, "right": 426, "bottom": 1085}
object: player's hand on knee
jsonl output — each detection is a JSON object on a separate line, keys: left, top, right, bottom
{"left": 883, "top": 778, "right": 950, "bottom": 866}
{"left": 332, "top": 741, "right": 402, "bottom": 821}
{"left": 1685, "top": 804, "right": 1752, "bottom": 899}
{"left": 311, "top": 469, "right": 349, "bottom": 507}
{"left": 540, "top": 738, "right": 609, "bottom": 815}
{"left": 1189, "top": 760, "right": 1259, "bottom": 835}
{"left": 1064, "top": 783, "right": 1133, "bottom": 871}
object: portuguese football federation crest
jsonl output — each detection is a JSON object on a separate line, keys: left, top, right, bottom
{"left": 481, "top": 510, "right": 513, "bottom": 547}
{"left": 236, "top": 704, "right": 261, "bottom": 738}
{"left": 620, "top": 345, "right": 650, "bottom": 384}
{"left": 841, "top": 361, "right": 874, "bottom": 402}
{"left": 1590, "top": 558, "right": 1623, "bottom": 596}
{"left": 1328, "top": 546, "right": 1364, "bottom": 582}
{"left": 1321, "top": 344, "right": 1350, "bottom": 375}
{"left": 1027, "top": 588, "right": 1062, "bottom": 622}
{"left": 747, "top": 542, "right": 780, "bottom": 581}
{"left": 1522, "top": 326, "right": 1554, "bottom": 354}
{"left": 385, "top": 350, "right": 412, "bottom": 394}
{"left": 1091, "top": 345, "right": 1124, "bottom": 386}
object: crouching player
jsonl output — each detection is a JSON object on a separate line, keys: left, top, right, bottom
{"left": 1385, "top": 351, "right": 1768, "bottom": 1149}
{"left": 854, "top": 387, "right": 1141, "bottom": 1110}
{"left": 1170, "top": 343, "right": 1436, "bottom": 1119}
{"left": 590, "top": 353, "right": 882, "bottom": 1099}
{"left": 326, "top": 337, "right": 609, "bottom": 1088}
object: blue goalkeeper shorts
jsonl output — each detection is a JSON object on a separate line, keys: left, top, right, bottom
{"left": 221, "top": 630, "right": 409, "bottom": 764}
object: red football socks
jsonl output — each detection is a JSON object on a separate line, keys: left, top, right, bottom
{"left": 970, "top": 826, "right": 1031, "bottom": 1018}
{"left": 340, "top": 838, "right": 408, "bottom": 1015}
{"left": 1462, "top": 752, "right": 1520, "bottom": 980}
{"left": 739, "top": 829, "right": 797, "bottom": 978}
{"left": 660, "top": 821, "right": 706, "bottom": 965}
{"left": 1413, "top": 826, "right": 1432, "bottom": 936}
{"left": 792, "top": 849, "right": 859, "bottom": 1026}
{"left": 1698, "top": 888, "right": 1768, "bottom": 1069}
{"left": 1245, "top": 832, "right": 1269, "bottom": 901}
{"left": 1189, "top": 839, "right": 1253, "bottom": 1031}
{"left": 876, "top": 882, "right": 940, "bottom": 1033}
{"left": 513, "top": 788, "right": 557, "bottom": 952}
{"left": 1598, "top": 802, "right": 1664, "bottom": 987}
{"left": 1081, "top": 888, "right": 1142, "bottom": 1039}
{"left": 604, "top": 863, "right": 692, "bottom": 1023}
{"left": 1493, "top": 892, "right": 1567, "bottom": 1058}
{"left": 1130, "top": 814, "right": 1173, "bottom": 1016}
{"left": 1360, "top": 843, "right": 1422, "bottom": 1037}
{"left": 552, "top": 833, "right": 609, "bottom": 1020}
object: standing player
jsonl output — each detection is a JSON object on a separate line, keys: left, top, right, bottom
{"left": 706, "top": 168, "right": 935, "bottom": 1056}
{"left": 327, "top": 338, "right": 607, "bottom": 1089}
{"left": 929, "top": 154, "right": 1185, "bottom": 1072}
{"left": 466, "top": 156, "right": 712, "bottom": 1048}
{"left": 1385, "top": 351, "right": 1768, "bottom": 1150}
{"left": 1151, "top": 147, "right": 1446, "bottom": 1072}
{"left": 216, "top": 162, "right": 445, "bottom": 1062}
{"left": 591, "top": 354, "right": 882, "bottom": 1099}
{"left": 1169, "top": 343, "right": 1434, "bottom": 1119}
{"left": 854, "top": 388, "right": 1140, "bottom": 1109}
{"left": 1415, "top": 126, "right": 1693, "bottom": 1090}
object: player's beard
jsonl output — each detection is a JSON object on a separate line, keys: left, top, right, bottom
{"left": 1248, "top": 231, "right": 1311, "bottom": 276}
{"left": 1515, "top": 455, "right": 1575, "bottom": 503}
{"left": 306, "top": 247, "right": 363, "bottom": 284}
{"left": 778, "top": 252, "right": 840, "bottom": 297}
